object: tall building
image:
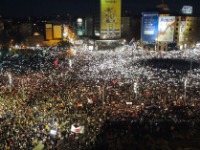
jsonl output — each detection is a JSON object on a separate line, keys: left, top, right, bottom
{"left": 121, "top": 17, "right": 131, "bottom": 40}
{"left": 85, "top": 16, "right": 93, "bottom": 37}
{"left": 76, "top": 18, "right": 84, "bottom": 36}
{"left": 175, "top": 16, "right": 199, "bottom": 49}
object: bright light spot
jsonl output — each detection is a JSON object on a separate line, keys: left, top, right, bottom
{"left": 63, "top": 33, "right": 67, "bottom": 38}
{"left": 77, "top": 18, "right": 83, "bottom": 23}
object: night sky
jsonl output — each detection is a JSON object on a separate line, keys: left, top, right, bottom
{"left": 0, "top": 0, "right": 200, "bottom": 17}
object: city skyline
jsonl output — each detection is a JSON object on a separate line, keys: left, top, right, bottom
{"left": 0, "top": 0, "right": 200, "bottom": 17}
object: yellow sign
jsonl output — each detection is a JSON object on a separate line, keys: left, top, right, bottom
{"left": 45, "top": 24, "right": 53, "bottom": 40}
{"left": 100, "top": 0, "right": 121, "bottom": 39}
{"left": 53, "top": 25, "right": 62, "bottom": 39}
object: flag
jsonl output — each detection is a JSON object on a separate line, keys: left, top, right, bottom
{"left": 54, "top": 58, "right": 58, "bottom": 68}
{"left": 112, "top": 79, "right": 117, "bottom": 85}
{"left": 76, "top": 103, "right": 83, "bottom": 107}
{"left": 71, "top": 124, "right": 84, "bottom": 134}
{"left": 87, "top": 97, "right": 93, "bottom": 104}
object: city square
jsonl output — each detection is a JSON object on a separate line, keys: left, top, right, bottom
{"left": 0, "top": 0, "right": 200, "bottom": 149}
{"left": 0, "top": 42, "right": 200, "bottom": 149}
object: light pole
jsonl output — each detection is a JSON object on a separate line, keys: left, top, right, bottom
{"left": 131, "top": 41, "right": 139, "bottom": 102}
{"left": 184, "top": 77, "right": 187, "bottom": 104}
{"left": 133, "top": 80, "right": 138, "bottom": 102}
{"left": 155, "top": 38, "right": 157, "bottom": 51}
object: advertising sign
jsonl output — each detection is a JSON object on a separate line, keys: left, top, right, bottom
{"left": 157, "top": 16, "right": 175, "bottom": 42}
{"left": 53, "top": 25, "right": 62, "bottom": 39}
{"left": 45, "top": 24, "right": 53, "bottom": 40}
{"left": 141, "top": 12, "right": 159, "bottom": 43}
{"left": 100, "top": 0, "right": 121, "bottom": 39}
{"left": 182, "top": 6, "right": 193, "bottom": 15}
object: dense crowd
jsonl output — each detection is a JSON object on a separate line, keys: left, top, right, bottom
{"left": 0, "top": 43, "right": 200, "bottom": 150}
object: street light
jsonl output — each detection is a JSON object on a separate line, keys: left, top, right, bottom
{"left": 133, "top": 81, "right": 138, "bottom": 101}
{"left": 184, "top": 77, "right": 187, "bottom": 104}
{"left": 155, "top": 38, "right": 158, "bottom": 51}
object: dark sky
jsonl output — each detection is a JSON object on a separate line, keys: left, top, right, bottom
{"left": 0, "top": 0, "right": 199, "bottom": 17}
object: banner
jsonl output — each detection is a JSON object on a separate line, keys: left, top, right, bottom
{"left": 50, "top": 126, "right": 58, "bottom": 135}
{"left": 179, "top": 17, "right": 186, "bottom": 42}
{"left": 141, "top": 12, "right": 159, "bottom": 43}
{"left": 54, "top": 58, "right": 58, "bottom": 68}
{"left": 87, "top": 97, "right": 93, "bottom": 104}
{"left": 100, "top": 0, "right": 121, "bottom": 39}
{"left": 53, "top": 25, "right": 62, "bottom": 39}
{"left": 71, "top": 124, "right": 85, "bottom": 134}
{"left": 157, "top": 16, "right": 175, "bottom": 42}
{"left": 126, "top": 102, "right": 132, "bottom": 105}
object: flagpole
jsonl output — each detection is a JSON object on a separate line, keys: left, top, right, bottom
{"left": 184, "top": 78, "right": 187, "bottom": 105}
{"left": 21, "top": 78, "right": 25, "bottom": 101}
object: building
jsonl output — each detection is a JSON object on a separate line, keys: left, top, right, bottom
{"left": 141, "top": 10, "right": 200, "bottom": 51}
{"left": 85, "top": 16, "right": 93, "bottom": 37}
{"left": 76, "top": 18, "right": 84, "bottom": 36}
{"left": 175, "top": 16, "right": 199, "bottom": 49}
{"left": 18, "top": 23, "right": 32, "bottom": 38}
{"left": 121, "top": 17, "right": 131, "bottom": 40}
{"left": 0, "top": 16, "right": 4, "bottom": 35}
{"left": 44, "top": 22, "right": 63, "bottom": 46}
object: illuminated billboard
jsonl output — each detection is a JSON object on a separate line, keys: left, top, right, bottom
{"left": 100, "top": 0, "right": 121, "bottom": 39}
{"left": 157, "top": 16, "right": 175, "bottom": 42}
{"left": 53, "top": 25, "right": 62, "bottom": 39}
{"left": 45, "top": 24, "right": 53, "bottom": 40}
{"left": 141, "top": 12, "right": 159, "bottom": 43}
{"left": 182, "top": 6, "right": 193, "bottom": 15}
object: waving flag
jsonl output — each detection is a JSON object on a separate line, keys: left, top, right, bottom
{"left": 54, "top": 58, "right": 59, "bottom": 68}
{"left": 87, "top": 97, "right": 93, "bottom": 104}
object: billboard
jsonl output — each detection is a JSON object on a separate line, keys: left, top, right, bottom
{"left": 53, "top": 25, "right": 62, "bottom": 39}
{"left": 45, "top": 24, "right": 53, "bottom": 40}
{"left": 182, "top": 6, "right": 193, "bottom": 15}
{"left": 141, "top": 12, "right": 159, "bottom": 43}
{"left": 157, "top": 16, "right": 175, "bottom": 42}
{"left": 179, "top": 17, "right": 186, "bottom": 42}
{"left": 100, "top": 0, "right": 121, "bottom": 39}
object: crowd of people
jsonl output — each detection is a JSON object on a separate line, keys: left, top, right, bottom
{"left": 0, "top": 42, "right": 200, "bottom": 150}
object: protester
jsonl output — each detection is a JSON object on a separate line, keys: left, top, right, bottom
{"left": 0, "top": 42, "right": 199, "bottom": 149}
